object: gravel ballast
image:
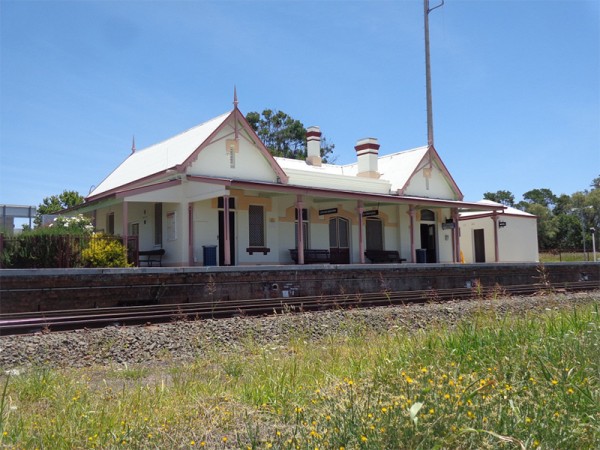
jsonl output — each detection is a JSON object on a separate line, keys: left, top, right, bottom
{"left": 1, "top": 291, "right": 598, "bottom": 370}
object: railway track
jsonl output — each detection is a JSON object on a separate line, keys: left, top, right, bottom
{"left": 1, "top": 280, "right": 598, "bottom": 336}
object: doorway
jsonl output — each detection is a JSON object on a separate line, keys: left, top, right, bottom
{"left": 420, "top": 223, "right": 437, "bottom": 263}
{"left": 218, "top": 197, "right": 236, "bottom": 266}
{"left": 329, "top": 217, "right": 350, "bottom": 264}
{"left": 474, "top": 229, "right": 486, "bottom": 263}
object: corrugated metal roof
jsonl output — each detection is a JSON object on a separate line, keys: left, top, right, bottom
{"left": 459, "top": 200, "right": 535, "bottom": 218}
{"left": 377, "top": 146, "right": 429, "bottom": 191}
{"left": 275, "top": 146, "right": 429, "bottom": 190}
{"left": 88, "top": 107, "right": 445, "bottom": 202}
{"left": 89, "top": 111, "right": 231, "bottom": 198}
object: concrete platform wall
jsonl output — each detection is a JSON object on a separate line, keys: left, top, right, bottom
{"left": 1, "top": 263, "right": 598, "bottom": 314}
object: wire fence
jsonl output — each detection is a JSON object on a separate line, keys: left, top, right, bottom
{"left": 539, "top": 249, "right": 597, "bottom": 263}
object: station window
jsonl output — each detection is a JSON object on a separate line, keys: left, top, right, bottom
{"left": 366, "top": 218, "right": 383, "bottom": 250}
{"left": 248, "top": 205, "right": 265, "bottom": 247}
{"left": 421, "top": 209, "right": 435, "bottom": 221}
{"left": 329, "top": 217, "right": 349, "bottom": 248}
{"left": 129, "top": 222, "right": 139, "bottom": 236}
{"left": 154, "top": 203, "right": 163, "bottom": 246}
{"left": 218, "top": 196, "right": 236, "bottom": 209}
{"left": 107, "top": 213, "right": 114, "bottom": 235}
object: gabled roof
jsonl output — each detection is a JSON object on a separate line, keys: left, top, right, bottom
{"left": 276, "top": 145, "right": 462, "bottom": 200}
{"left": 379, "top": 145, "right": 463, "bottom": 199}
{"left": 87, "top": 108, "right": 288, "bottom": 201}
{"left": 87, "top": 104, "right": 463, "bottom": 204}
{"left": 377, "top": 146, "right": 429, "bottom": 192}
{"left": 88, "top": 112, "right": 231, "bottom": 199}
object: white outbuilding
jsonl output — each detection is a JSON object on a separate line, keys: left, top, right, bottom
{"left": 459, "top": 200, "right": 539, "bottom": 263}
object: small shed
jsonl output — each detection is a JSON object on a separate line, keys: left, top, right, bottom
{"left": 459, "top": 200, "right": 539, "bottom": 263}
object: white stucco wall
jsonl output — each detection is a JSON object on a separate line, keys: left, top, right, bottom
{"left": 459, "top": 214, "right": 539, "bottom": 263}
{"left": 498, "top": 215, "right": 539, "bottom": 262}
{"left": 402, "top": 164, "right": 456, "bottom": 199}
{"left": 188, "top": 129, "right": 278, "bottom": 183}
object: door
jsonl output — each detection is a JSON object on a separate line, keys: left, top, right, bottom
{"left": 420, "top": 223, "right": 437, "bottom": 263}
{"left": 218, "top": 196, "right": 236, "bottom": 266}
{"left": 329, "top": 217, "right": 350, "bottom": 264}
{"left": 218, "top": 211, "right": 235, "bottom": 266}
{"left": 474, "top": 229, "right": 486, "bottom": 263}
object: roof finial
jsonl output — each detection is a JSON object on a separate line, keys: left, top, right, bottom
{"left": 131, "top": 135, "right": 136, "bottom": 154}
{"left": 233, "top": 85, "right": 239, "bottom": 109}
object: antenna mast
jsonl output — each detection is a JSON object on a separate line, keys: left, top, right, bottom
{"left": 424, "top": 0, "right": 444, "bottom": 148}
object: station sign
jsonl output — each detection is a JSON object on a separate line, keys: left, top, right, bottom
{"left": 362, "top": 210, "right": 379, "bottom": 217}
{"left": 318, "top": 208, "right": 338, "bottom": 216}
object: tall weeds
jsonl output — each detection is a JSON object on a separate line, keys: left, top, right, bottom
{"left": 1, "top": 301, "right": 598, "bottom": 449}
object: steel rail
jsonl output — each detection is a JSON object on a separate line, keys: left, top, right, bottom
{"left": 1, "top": 281, "right": 597, "bottom": 336}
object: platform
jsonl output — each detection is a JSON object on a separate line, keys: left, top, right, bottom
{"left": 1, "top": 262, "right": 598, "bottom": 314}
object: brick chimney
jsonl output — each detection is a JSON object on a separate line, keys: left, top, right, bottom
{"left": 355, "top": 137, "right": 380, "bottom": 178}
{"left": 306, "top": 126, "right": 322, "bottom": 166}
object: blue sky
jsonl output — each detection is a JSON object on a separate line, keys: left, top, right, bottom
{"left": 1, "top": 0, "right": 598, "bottom": 210}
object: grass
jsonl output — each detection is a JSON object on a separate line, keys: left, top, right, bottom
{"left": 1, "top": 299, "right": 599, "bottom": 449}
{"left": 539, "top": 251, "right": 595, "bottom": 262}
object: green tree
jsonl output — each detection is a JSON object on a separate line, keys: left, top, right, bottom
{"left": 35, "top": 190, "right": 85, "bottom": 227}
{"left": 526, "top": 203, "right": 555, "bottom": 250}
{"left": 482, "top": 190, "right": 515, "bottom": 207}
{"left": 522, "top": 188, "right": 557, "bottom": 209}
{"left": 552, "top": 214, "right": 582, "bottom": 250}
{"left": 246, "top": 109, "right": 335, "bottom": 162}
{"left": 553, "top": 194, "right": 573, "bottom": 217}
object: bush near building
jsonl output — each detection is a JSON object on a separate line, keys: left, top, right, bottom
{"left": 0, "top": 215, "right": 131, "bottom": 268}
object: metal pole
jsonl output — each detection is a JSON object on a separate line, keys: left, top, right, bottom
{"left": 424, "top": 0, "right": 434, "bottom": 148}
{"left": 424, "top": 0, "right": 444, "bottom": 150}
{"left": 581, "top": 214, "right": 587, "bottom": 260}
{"left": 591, "top": 228, "right": 597, "bottom": 262}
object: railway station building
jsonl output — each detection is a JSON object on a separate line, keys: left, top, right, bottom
{"left": 72, "top": 101, "right": 512, "bottom": 266}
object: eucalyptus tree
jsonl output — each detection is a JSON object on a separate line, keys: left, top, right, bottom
{"left": 246, "top": 109, "right": 335, "bottom": 162}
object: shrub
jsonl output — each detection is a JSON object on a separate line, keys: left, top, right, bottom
{"left": 47, "top": 214, "right": 94, "bottom": 234}
{"left": 0, "top": 233, "right": 85, "bottom": 268}
{"left": 81, "top": 233, "right": 131, "bottom": 268}
{"left": 0, "top": 215, "right": 94, "bottom": 268}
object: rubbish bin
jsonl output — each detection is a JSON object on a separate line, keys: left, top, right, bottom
{"left": 416, "top": 249, "right": 427, "bottom": 263}
{"left": 202, "top": 245, "right": 218, "bottom": 266}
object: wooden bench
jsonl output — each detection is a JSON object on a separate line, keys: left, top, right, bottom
{"left": 139, "top": 249, "right": 165, "bottom": 267}
{"left": 289, "top": 249, "right": 331, "bottom": 264}
{"left": 364, "top": 250, "right": 405, "bottom": 263}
